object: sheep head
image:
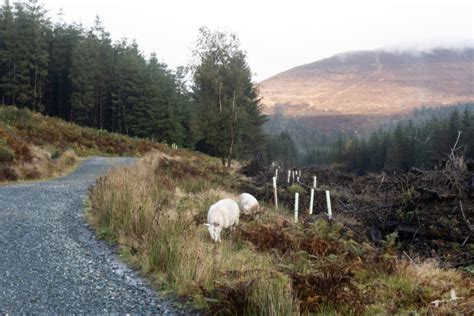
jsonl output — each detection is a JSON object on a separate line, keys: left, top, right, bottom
{"left": 204, "top": 223, "right": 222, "bottom": 242}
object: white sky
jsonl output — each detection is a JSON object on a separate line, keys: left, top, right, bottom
{"left": 38, "top": 0, "right": 473, "bottom": 81}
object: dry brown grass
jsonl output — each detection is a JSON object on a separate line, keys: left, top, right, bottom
{"left": 259, "top": 51, "right": 474, "bottom": 117}
{"left": 399, "top": 260, "right": 473, "bottom": 313}
{"left": 5, "top": 146, "right": 79, "bottom": 182}
{"left": 0, "top": 106, "right": 163, "bottom": 182}
{"left": 401, "top": 260, "right": 465, "bottom": 294}
{"left": 88, "top": 152, "right": 300, "bottom": 314}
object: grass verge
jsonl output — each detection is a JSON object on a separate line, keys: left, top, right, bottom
{"left": 0, "top": 149, "right": 83, "bottom": 185}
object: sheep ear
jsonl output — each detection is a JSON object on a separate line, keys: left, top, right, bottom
{"left": 203, "top": 223, "right": 210, "bottom": 227}
{"left": 212, "top": 223, "right": 220, "bottom": 227}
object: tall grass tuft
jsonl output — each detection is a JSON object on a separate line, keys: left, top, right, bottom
{"left": 89, "top": 153, "right": 300, "bottom": 314}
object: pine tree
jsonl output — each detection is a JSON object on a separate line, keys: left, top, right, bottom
{"left": 69, "top": 29, "right": 97, "bottom": 124}
{"left": 266, "top": 132, "right": 297, "bottom": 166}
{"left": 0, "top": 1, "right": 49, "bottom": 110}
{"left": 91, "top": 16, "right": 112, "bottom": 129}
{"left": 367, "top": 131, "right": 387, "bottom": 171}
{"left": 447, "top": 109, "right": 461, "bottom": 147}
{"left": 461, "top": 108, "right": 474, "bottom": 159}
{"left": 69, "top": 17, "right": 113, "bottom": 127}
{"left": 46, "top": 15, "right": 81, "bottom": 119}
{"left": 384, "top": 124, "right": 403, "bottom": 170}
{"left": 0, "top": 0, "right": 15, "bottom": 105}
{"left": 108, "top": 40, "right": 145, "bottom": 133}
{"left": 127, "top": 53, "right": 188, "bottom": 145}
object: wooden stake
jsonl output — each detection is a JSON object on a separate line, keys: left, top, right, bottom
{"left": 309, "top": 188, "right": 314, "bottom": 215}
{"left": 287, "top": 170, "right": 291, "bottom": 183}
{"left": 275, "top": 168, "right": 278, "bottom": 180}
{"left": 273, "top": 177, "right": 278, "bottom": 210}
{"left": 326, "top": 190, "right": 332, "bottom": 219}
{"left": 294, "top": 192, "right": 299, "bottom": 222}
{"left": 313, "top": 176, "right": 317, "bottom": 188}
{"left": 292, "top": 171, "right": 295, "bottom": 182}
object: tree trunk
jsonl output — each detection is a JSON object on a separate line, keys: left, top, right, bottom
{"left": 58, "top": 73, "right": 62, "bottom": 117}
{"left": 218, "top": 83, "right": 222, "bottom": 112}
{"left": 33, "top": 65, "right": 38, "bottom": 110}
{"left": 99, "top": 89, "right": 103, "bottom": 129}
{"left": 69, "top": 102, "right": 74, "bottom": 121}
{"left": 226, "top": 90, "right": 237, "bottom": 168}
{"left": 12, "top": 62, "right": 16, "bottom": 105}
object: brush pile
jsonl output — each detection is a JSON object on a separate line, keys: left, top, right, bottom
{"left": 239, "top": 162, "right": 474, "bottom": 268}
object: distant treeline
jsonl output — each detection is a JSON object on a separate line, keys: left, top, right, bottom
{"left": 301, "top": 103, "right": 474, "bottom": 172}
{"left": 2, "top": 1, "right": 471, "bottom": 172}
{"left": 0, "top": 1, "right": 190, "bottom": 144}
{"left": 0, "top": 1, "right": 265, "bottom": 166}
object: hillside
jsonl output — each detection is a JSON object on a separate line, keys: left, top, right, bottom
{"left": 88, "top": 149, "right": 473, "bottom": 314}
{"left": 0, "top": 106, "right": 162, "bottom": 182}
{"left": 260, "top": 48, "right": 474, "bottom": 117}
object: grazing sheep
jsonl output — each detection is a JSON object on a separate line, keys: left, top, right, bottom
{"left": 204, "top": 199, "right": 240, "bottom": 242}
{"left": 238, "top": 193, "right": 259, "bottom": 214}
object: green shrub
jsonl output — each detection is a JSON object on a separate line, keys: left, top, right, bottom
{"left": 0, "top": 146, "right": 14, "bottom": 163}
{"left": 0, "top": 107, "right": 32, "bottom": 124}
{"left": 288, "top": 183, "right": 305, "bottom": 195}
{"left": 51, "top": 149, "right": 62, "bottom": 159}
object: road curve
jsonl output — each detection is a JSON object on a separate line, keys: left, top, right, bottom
{"left": 0, "top": 157, "right": 184, "bottom": 314}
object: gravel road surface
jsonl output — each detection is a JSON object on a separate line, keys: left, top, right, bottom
{"left": 0, "top": 157, "right": 186, "bottom": 314}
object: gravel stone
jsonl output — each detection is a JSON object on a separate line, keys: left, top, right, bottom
{"left": 0, "top": 157, "right": 190, "bottom": 314}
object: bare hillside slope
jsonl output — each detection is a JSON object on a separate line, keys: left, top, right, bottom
{"left": 260, "top": 48, "right": 474, "bottom": 116}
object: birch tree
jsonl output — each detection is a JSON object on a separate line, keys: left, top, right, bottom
{"left": 191, "top": 27, "right": 265, "bottom": 167}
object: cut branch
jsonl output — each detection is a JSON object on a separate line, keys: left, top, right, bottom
{"left": 459, "top": 200, "right": 473, "bottom": 232}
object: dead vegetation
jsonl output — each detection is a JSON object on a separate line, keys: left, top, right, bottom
{"left": 0, "top": 121, "right": 79, "bottom": 181}
{"left": 88, "top": 152, "right": 301, "bottom": 314}
{"left": 241, "top": 159, "right": 474, "bottom": 269}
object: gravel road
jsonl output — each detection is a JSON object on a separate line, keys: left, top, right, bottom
{"left": 0, "top": 157, "right": 186, "bottom": 314}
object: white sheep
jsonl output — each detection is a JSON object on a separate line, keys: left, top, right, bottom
{"left": 238, "top": 193, "right": 260, "bottom": 215}
{"left": 204, "top": 198, "right": 240, "bottom": 242}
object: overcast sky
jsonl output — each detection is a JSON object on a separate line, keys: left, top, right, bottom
{"left": 39, "top": 0, "right": 473, "bottom": 81}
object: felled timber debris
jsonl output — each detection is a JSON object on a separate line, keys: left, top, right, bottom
{"left": 238, "top": 163, "right": 473, "bottom": 267}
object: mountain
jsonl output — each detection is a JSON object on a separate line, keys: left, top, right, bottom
{"left": 259, "top": 48, "right": 474, "bottom": 117}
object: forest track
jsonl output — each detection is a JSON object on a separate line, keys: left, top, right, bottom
{"left": 0, "top": 157, "right": 185, "bottom": 314}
